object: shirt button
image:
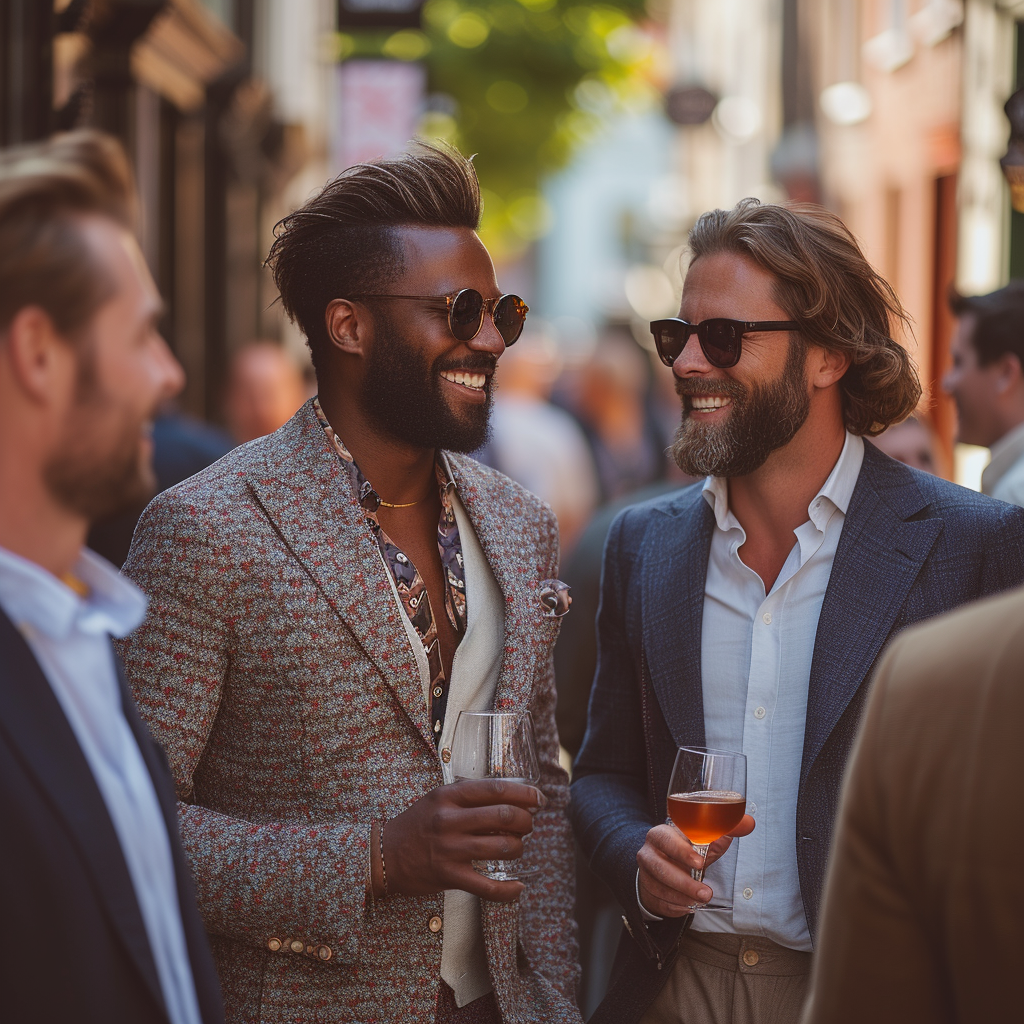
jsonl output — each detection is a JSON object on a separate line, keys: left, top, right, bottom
{"left": 267, "top": 937, "right": 282, "bottom": 952}
{"left": 748, "top": 802, "right": 757, "bottom": 815}
{"left": 762, "top": 612, "right": 772, "bottom": 624}
{"left": 754, "top": 706, "right": 766, "bottom": 719}
{"left": 743, "top": 949, "right": 760, "bottom": 966}
{"left": 290, "top": 939, "right": 304, "bottom": 953}
{"left": 742, "top": 887, "right": 754, "bottom": 900}
{"left": 428, "top": 915, "right": 443, "bottom": 933}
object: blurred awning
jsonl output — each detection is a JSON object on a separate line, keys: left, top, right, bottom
{"left": 131, "top": 0, "right": 244, "bottom": 111}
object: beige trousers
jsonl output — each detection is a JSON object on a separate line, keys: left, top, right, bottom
{"left": 639, "top": 930, "right": 811, "bottom": 1024}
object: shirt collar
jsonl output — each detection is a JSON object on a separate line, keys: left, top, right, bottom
{"left": 312, "top": 394, "right": 457, "bottom": 513}
{"left": 0, "top": 544, "right": 147, "bottom": 642}
{"left": 701, "top": 431, "right": 865, "bottom": 533}
{"left": 983, "top": 420, "right": 1024, "bottom": 492}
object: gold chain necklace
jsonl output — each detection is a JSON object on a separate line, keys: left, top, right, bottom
{"left": 376, "top": 484, "right": 435, "bottom": 509}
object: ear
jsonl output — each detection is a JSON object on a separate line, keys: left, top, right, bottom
{"left": 994, "top": 352, "right": 1023, "bottom": 395}
{"left": 2, "top": 305, "right": 76, "bottom": 405}
{"left": 808, "top": 343, "right": 850, "bottom": 390}
{"left": 325, "top": 298, "right": 367, "bottom": 357}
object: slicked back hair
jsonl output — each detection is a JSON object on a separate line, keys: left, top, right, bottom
{"left": 266, "top": 140, "right": 482, "bottom": 374}
{"left": 0, "top": 129, "right": 136, "bottom": 340}
{"left": 687, "top": 198, "right": 922, "bottom": 436}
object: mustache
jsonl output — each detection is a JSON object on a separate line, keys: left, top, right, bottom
{"left": 674, "top": 376, "right": 746, "bottom": 400}
{"left": 437, "top": 353, "right": 498, "bottom": 375}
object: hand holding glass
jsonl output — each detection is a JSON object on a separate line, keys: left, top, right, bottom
{"left": 668, "top": 746, "right": 747, "bottom": 911}
{"left": 449, "top": 710, "right": 541, "bottom": 882}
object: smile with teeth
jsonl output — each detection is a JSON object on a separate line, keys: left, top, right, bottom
{"left": 441, "top": 370, "right": 487, "bottom": 391}
{"left": 690, "top": 396, "right": 732, "bottom": 411}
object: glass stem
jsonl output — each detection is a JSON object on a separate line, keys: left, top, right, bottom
{"left": 691, "top": 843, "right": 710, "bottom": 885}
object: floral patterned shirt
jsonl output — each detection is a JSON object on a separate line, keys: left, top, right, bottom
{"left": 313, "top": 397, "right": 467, "bottom": 744}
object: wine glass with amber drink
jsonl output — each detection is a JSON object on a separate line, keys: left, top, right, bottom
{"left": 667, "top": 746, "right": 747, "bottom": 911}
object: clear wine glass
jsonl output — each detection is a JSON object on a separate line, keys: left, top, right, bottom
{"left": 449, "top": 710, "right": 541, "bottom": 881}
{"left": 667, "top": 745, "right": 747, "bottom": 912}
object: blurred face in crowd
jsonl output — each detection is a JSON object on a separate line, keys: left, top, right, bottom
{"left": 44, "top": 216, "right": 184, "bottom": 520}
{"left": 224, "top": 342, "right": 306, "bottom": 444}
{"left": 942, "top": 314, "right": 1008, "bottom": 448}
{"left": 670, "top": 251, "right": 812, "bottom": 477}
{"left": 873, "top": 418, "right": 938, "bottom": 474}
{"left": 357, "top": 226, "right": 506, "bottom": 453}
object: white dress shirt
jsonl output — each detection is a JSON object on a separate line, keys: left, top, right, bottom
{"left": 383, "top": 476, "right": 505, "bottom": 1008}
{"left": 690, "top": 432, "right": 864, "bottom": 951}
{"left": 0, "top": 545, "right": 203, "bottom": 1024}
{"left": 982, "top": 421, "right": 1024, "bottom": 507}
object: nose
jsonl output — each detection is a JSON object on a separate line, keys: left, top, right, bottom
{"left": 156, "top": 334, "right": 186, "bottom": 401}
{"left": 672, "top": 332, "right": 712, "bottom": 378}
{"left": 468, "top": 311, "right": 506, "bottom": 360}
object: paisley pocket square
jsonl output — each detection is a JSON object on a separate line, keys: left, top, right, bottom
{"left": 538, "top": 579, "right": 571, "bottom": 619}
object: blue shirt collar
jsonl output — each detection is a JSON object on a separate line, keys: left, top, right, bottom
{"left": 0, "top": 544, "right": 147, "bottom": 642}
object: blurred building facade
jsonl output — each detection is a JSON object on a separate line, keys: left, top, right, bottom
{"left": 810, "top": 0, "right": 1023, "bottom": 477}
{"left": 0, "top": 0, "right": 331, "bottom": 421}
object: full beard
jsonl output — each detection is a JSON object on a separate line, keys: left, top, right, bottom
{"left": 671, "top": 338, "right": 811, "bottom": 477}
{"left": 361, "top": 309, "right": 495, "bottom": 453}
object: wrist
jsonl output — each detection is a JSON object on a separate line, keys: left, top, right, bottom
{"left": 369, "top": 820, "right": 389, "bottom": 899}
{"left": 636, "top": 869, "right": 664, "bottom": 922}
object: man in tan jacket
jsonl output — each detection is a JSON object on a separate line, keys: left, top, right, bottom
{"left": 802, "top": 584, "right": 1024, "bottom": 1024}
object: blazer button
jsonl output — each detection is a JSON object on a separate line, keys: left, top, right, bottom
{"left": 267, "top": 937, "right": 282, "bottom": 952}
{"left": 428, "top": 915, "right": 443, "bottom": 933}
{"left": 317, "top": 945, "right": 333, "bottom": 961}
{"left": 290, "top": 939, "right": 305, "bottom": 953}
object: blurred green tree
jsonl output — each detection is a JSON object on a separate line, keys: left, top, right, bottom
{"left": 333, "top": 0, "right": 665, "bottom": 259}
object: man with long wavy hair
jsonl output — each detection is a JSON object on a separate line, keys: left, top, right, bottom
{"left": 571, "top": 199, "right": 1024, "bottom": 1024}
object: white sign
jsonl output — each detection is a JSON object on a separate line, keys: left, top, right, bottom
{"left": 333, "top": 60, "right": 426, "bottom": 171}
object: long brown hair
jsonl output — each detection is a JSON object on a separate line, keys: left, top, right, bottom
{"left": 687, "top": 198, "right": 921, "bottom": 435}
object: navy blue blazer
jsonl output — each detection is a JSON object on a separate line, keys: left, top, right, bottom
{"left": 0, "top": 608, "right": 224, "bottom": 1024}
{"left": 570, "top": 442, "right": 1024, "bottom": 1022}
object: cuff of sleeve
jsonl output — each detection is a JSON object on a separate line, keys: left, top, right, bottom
{"left": 636, "top": 869, "right": 664, "bottom": 922}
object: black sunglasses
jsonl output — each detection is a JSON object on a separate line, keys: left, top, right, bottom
{"left": 650, "top": 318, "right": 801, "bottom": 369}
{"left": 349, "top": 288, "right": 529, "bottom": 346}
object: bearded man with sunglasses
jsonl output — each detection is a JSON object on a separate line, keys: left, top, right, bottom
{"left": 119, "top": 143, "right": 581, "bottom": 1024}
{"left": 570, "top": 199, "right": 1024, "bottom": 1024}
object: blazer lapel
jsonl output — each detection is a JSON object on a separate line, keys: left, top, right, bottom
{"left": 640, "top": 486, "right": 714, "bottom": 748}
{"left": 246, "top": 403, "right": 434, "bottom": 751}
{"left": 802, "top": 444, "right": 942, "bottom": 784}
{"left": 0, "top": 611, "right": 168, "bottom": 1020}
{"left": 445, "top": 455, "right": 537, "bottom": 715}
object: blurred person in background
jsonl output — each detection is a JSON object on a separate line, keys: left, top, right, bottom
{"left": 0, "top": 131, "right": 222, "bottom": 1024}
{"left": 223, "top": 338, "right": 307, "bottom": 445}
{"left": 119, "top": 143, "right": 581, "bottom": 1024}
{"left": 872, "top": 412, "right": 944, "bottom": 476}
{"left": 571, "top": 199, "right": 1024, "bottom": 1024}
{"left": 483, "top": 324, "right": 599, "bottom": 553}
{"left": 569, "top": 327, "right": 667, "bottom": 502}
{"left": 802, "top": 585, "right": 1024, "bottom": 1024}
{"left": 943, "top": 283, "right": 1024, "bottom": 505}
{"left": 88, "top": 407, "right": 232, "bottom": 568}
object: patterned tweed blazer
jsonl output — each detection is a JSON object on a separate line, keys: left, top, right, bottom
{"left": 119, "top": 401, "right": 581, "bottom": 1024}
